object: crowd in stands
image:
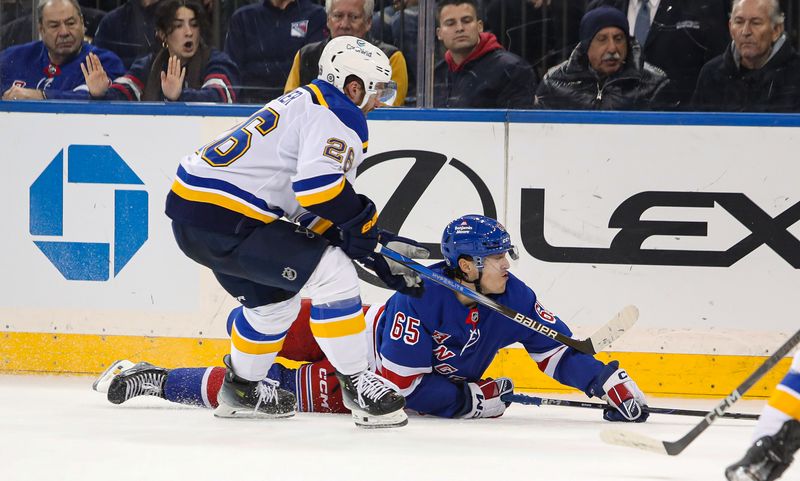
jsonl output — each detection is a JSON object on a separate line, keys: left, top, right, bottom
{"left": 1, "top": 0, "right": 800, "bottom": 111}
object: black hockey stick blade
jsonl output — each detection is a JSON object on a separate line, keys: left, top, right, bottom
{"left": 377, "top": 245, "right": 638, "bottom": 355}
{"left": 600, "top": 327, "right": 800, "bottom": 456}
{"left": 503, "top": 393, "right": 759, "bottom": 420}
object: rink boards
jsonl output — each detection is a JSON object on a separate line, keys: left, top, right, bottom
{"left": 1, "top": 104, "right": 798, "bottom": 397}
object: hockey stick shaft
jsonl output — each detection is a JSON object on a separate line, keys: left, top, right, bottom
{"left": 601, "top": 327, "right": 800, "bottom": 455}
{"left": 377, "top": 245, "right": 636, "bottom": 355}
{"left": 503, "top": 393, "right": 759, "bottom": 420}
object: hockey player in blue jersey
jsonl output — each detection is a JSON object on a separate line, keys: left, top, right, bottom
{"left": 0, "top": 0, "right": 124, "bottom": 101}
{"left": 160, "top": 35, "right": 429, "bottom": 428}
{"left": 97, "top": 215, "right": 648, "bottom": 423}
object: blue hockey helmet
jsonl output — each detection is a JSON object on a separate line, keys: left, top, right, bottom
{"left": 441, "top": 215, "right": 519, "bottom": 270}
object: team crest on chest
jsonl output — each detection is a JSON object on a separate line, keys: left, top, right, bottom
{"left": 431, "top": 330, "right": 450, "bottom": 344}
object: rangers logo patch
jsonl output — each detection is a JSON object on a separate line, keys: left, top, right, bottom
{"left": 431, "top": 330, "right": 450, "bottom": 344}
{"left": 290, "top": 20, "right": 309, "bottom": 38}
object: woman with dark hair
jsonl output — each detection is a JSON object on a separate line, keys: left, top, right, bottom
{"left": 82, "top": 0, "right": 239, "bottom": 102}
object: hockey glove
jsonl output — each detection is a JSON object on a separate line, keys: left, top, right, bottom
{"left": 361, "top": 254, "right": 425, "bottom": 297}
{"left": 588, "top": 361, "right": 649, "bottom": 423}
{"left": 461, "top": 377, "right": 515, "bottom": 419}
{"left": 337, "top": 195, "right": 379, "bottom": 261}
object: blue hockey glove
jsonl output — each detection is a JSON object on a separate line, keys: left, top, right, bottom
{"left": 588, "top": 361, "right": 649, "bottom": 423}
{"left": 460, "top": 378, "right": 515, "bottom": 419}
{"left": 337, "top": 195, "right": 379, "bottom": 261}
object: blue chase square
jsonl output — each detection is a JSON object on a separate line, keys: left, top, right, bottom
{"left": 29, "top": 145, "right": 149, "bottom": 281}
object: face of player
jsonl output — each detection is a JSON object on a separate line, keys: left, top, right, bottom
{"left": 436, "top": 3, "right": 482, "bottom": 58}
{"left": 461, "top": 252, "right": 510, "bottom": 295}
{"left": 587, "top": 26, "right": 627, "bottom": 77}
{"left": 164, "top": 7, "right": 200, "bottom": 61}
{"left": 328, "top": 0, "right": 371, "bottom": 38}
{"left": 730, "top": 0, "right": 783, "bottom": 70}
{"left": 39, "top": 0, "right": 85, "bottom": 64}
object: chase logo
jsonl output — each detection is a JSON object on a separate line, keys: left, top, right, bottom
{"left": 29, "top": 145, "right": 148, "bottom": 281}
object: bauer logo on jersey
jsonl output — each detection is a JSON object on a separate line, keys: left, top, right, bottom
{"left": 290, "top": 20, "right": 309, "bottom": 38}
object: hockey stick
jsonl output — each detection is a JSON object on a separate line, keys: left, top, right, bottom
{"left": 600, "top": 327, "right": 800, "bottom": 456}
{"left": 376, "top": 245, "right": 638, "bottom": 355}
{"left": 503, "top": 393, "right": 759, "bottom": 420}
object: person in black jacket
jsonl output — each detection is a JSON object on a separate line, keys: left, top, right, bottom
{"left": 432, "top": 0, "right": 537, "bottom": 109}
{"left": 588, "top": 0, "right": 730, "bottom": 110}
{"left": 535, "top": 6, "right": 670, "bottom": 110}
{"left": 693, "top": 0, "right": 800, "bottom": 112}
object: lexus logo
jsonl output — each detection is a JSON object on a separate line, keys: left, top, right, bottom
{"left": 356, "top": 149, "right": 497, "bottom": 285}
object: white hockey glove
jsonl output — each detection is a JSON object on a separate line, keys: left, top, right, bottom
{"left": 588, "top": 361, "right": 649, "bottom": 422}
{"left": 461, "top": 378, "right": 515, "bottom": 419}
{"left": 362, "top": 230, "right": 430, "bottom": 297}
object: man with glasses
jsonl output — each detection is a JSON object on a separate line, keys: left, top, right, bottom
{"left": 283, "top": 0, "right": 409, "bottom": 106}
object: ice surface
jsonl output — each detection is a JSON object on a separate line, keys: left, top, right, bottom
{"left": 0, "top": 374, "right": 788, "bottom": 481}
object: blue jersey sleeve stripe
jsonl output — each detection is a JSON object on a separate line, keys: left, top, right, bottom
{"left": 292, "top": 173, "right": 344, "bottom": 192}
{"left": 781, "top": 371, "right": 800, "bottom": 393}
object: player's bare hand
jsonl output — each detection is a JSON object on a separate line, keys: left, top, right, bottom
{"left": 2, "top": 85, "right": 45, "bottom": 100}
{"left": 160, "top": 55, "right": 186, "bottom": 101}
{"left": 81, "top": 52, "right": 110, "bottom": 98}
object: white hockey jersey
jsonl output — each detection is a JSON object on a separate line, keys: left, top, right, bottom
{"left": 166, "top": 80, "right": 369, "bottom": 234}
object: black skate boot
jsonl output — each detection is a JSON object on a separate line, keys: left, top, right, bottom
{"left": 214, "top": 355, "right": 296, "bottom": 419}
{"left": 336, "top": 370, "right": 407, "bottom": 428}
{"left": 105, "top": 361, "right": 169, "bottom": 405}
{"left": 725, "top": 420, "right": 800, "bottom": 481}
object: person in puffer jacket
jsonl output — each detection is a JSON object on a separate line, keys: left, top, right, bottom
{"left": 535, "top": 6, "right": 673, "bottom": 111}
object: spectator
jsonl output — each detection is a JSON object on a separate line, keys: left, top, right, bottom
{"left": 0, "top": 0, "right": 124, "bottom": 100}
{"left": 534, "top": 6, "right": 670, "bottom": 110}
{"left": 93, "top": 0, "right": 160, "bottom": 69}
{"left": 433, "top": 0, "right": 537, "bottom": 109}
{"left": 693, "top": 0, "right": 800, "bottom": 112}
{"left": 1, "top": 2, "right": 105, "bottom": 48}
{"left": 225, "top": 0, "right": 326, "bottom": 104}
{"left": 283, "top": 0, "right": 408, "bottom": 106}
{"left": 588, "top": 0, "right": 730, "bottom": 109}
{"left": 83, "top": 0, "right": 238, "bottom": 102}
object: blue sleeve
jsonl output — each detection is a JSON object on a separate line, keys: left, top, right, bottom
{"left": 178, "top": 49, "right": 240, "bottom": 103}
{"left": 518, "top": 297, "right": 606, "bottom": 396}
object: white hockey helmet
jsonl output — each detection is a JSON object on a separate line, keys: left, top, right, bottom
{"left": 318, "top": 35, "right": 397, "bottom": 108}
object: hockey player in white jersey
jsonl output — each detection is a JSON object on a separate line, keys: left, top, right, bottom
{"left": 164, "top": 35, "right": 429, "bottom": 428}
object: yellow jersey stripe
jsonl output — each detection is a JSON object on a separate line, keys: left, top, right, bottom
{"left": 769, "top": 388, "right": 800, "bottom": 419}
{"left": 171, "top": 180, "right": 277, "bottom": 224}
{"left": 296, "top": 177, "right": 346, "bottom": 207}
{"left": 308, "top": 83, "right": 329, "bottom": 108}
{"left": 231, "top": 326, "right": 285, "bottom": 355}
{"left": 309, "top": 314, "right": 366, "bottom": 338}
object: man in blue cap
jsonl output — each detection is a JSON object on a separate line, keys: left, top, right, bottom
{"left": 534, "top": 5, "right": 671, "bottom": 110}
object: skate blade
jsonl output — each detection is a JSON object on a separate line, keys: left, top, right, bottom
{"left": 349, "top": 407, "right": 408, "bottom": 429}
{"left": 92, "top": 360, "right": 135, "bottom": 393}
{"left": 213, "top": 403, "right": 296, "bottom": 419}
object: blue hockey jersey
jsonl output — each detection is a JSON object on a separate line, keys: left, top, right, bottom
{"left": 0, "top": 41, "right": 124, "bottom": 100}
{"left": 375, "top": 262, "right": 608, "bottom": 418}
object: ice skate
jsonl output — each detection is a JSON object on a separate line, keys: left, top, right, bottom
{"left": 104, "top": 361, "right": 168, "bottom": 405}
{"left": 92, "top": 360, "right": 135, "bottom": 394}
{"left": 336, "top": 370, "right": 407, "bottom": 428}
{"left": 214, "top": 355, "right": 296, "bottom": 419}
{"left": 726, "top": 420, "right": 800, "bottom": 481}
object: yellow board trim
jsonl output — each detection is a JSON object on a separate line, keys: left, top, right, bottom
{"left": 309, "top": 315, "right": 366, "bottom": 339}
{"left": 768, "top": 389, "right": 800, "bottom": 418}
{"left": 171, "top": 180, "right": 277, "bottom": 224}
{"left": 296, "top": 177, "right": 345, "bottom": 207}
{"left": 0, "top": 333, "right": 791, "bottom": 399}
